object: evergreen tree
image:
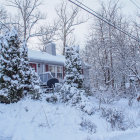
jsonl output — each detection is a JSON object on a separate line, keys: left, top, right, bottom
{"left": 0, "top": 29, "right": 41, "bottom": 103}
{"left": 64, "top": 45, "right": 83, "bottom": 88}
{"left": 27, "top": 68, "right": 41, "bottom": 99}
{"left": 0, "top": 29, "right": 23, "bottom": 103}
{"left": 20, "top": 41, "right": 41, "bottom": 99}
{"left": 65, "top": 45, "right": 73, "bottom": 86}
{"left": 72, "top": 46, "right": 83, "bottom": 88}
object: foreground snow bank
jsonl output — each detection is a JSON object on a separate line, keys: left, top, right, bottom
{"left": 0, "top": 97, "right": 140, "bottom": 140}
{"left": 0, "top": 99, "right": 88, "bottom": 140}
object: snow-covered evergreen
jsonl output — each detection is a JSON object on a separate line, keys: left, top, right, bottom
{"left": 0, "top": 29, "right": 23, "bottom": 103}
{"left": 20, "top": 41, "right": 41, "bottom": 99}
{"left": 0, "top": 29, "right": 41, "bottom": 103}
{"left": 64, "top": 45, "right": 83, "bottom": 88}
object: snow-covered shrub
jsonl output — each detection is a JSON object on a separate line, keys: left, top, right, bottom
{"left": 59, "top": 84, "right": 82, "bottom": 104}
{"left": 80, "top": 103, "right": 95, "bottom": 115}
{"left": 60, "top": 84, "right": 96, "bottom": 114}
{"left": 80, "top": 118, "right": 96, "bottom": 133}
{"left": 101, "top": 108, "right": 126, "bottom": 130}
{"left": 0, "top": 91, "right": 10, "bottom": 104}
{"left": 20, "top": 41, "right": 41, "bottom": 99}
{"left": 96, "top": 91, "right": 116, "bottom": 104}
{"left": 46, "top": 95, "right": 58, "bottom": 103}
{"left": 54, "top": 83, "right": 62, "bottom": 92}
{"left": 79, "top": 95, "right": 95, "bottom": 115}
{"left": 94, "top": 91, "right": 118, "bottom": 109}
{"left": 59, "top": 84, "right": 71, "bottom": 102}
{"left": 26, "top": 68, "right": 41, "bottom": 99}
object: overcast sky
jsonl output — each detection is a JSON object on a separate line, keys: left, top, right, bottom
{"left": 40, "top": 0, "right": 139, "bottom": 47}
{"left": 1, "top": 0, "right": 140, "bottom": 50}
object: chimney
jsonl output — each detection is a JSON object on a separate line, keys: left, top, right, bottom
{"left": 45, "top": 42, "right": 56, "bottom": 55}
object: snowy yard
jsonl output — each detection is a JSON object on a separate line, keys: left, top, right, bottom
{"left": 0, "top": 0, "right": 140, "bottom": 139}
{"left": 0, "top": 96, "right": 140, "bottom": 140}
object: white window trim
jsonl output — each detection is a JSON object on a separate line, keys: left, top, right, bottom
{"left": 48, "top": 64, "right": 63, "bottom": 79}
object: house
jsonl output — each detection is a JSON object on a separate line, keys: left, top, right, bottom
{"left": 28, "top": 43, "right": 91, "bottom": 88}
{"left": 28, "top": 43, "right": 65, "bottom": 81}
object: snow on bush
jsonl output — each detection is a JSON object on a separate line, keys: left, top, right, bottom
{"left": 80, "top": 103, "right": 95, "bottom": 115}
{"left": 78, "top": 95, "right": 95, "bottom": 115}
{"left": 101, "top": 108, "right": 127, "bottom": 130}
{"left": 46, "top": 94, "right": 58, "bottom": 103}
{"left": 80, "top": 118, "right": 97, "bottom": 134}
{"left": 60, "top": 84, "right": 82, "bottom": 104}
{"left": 96, "top": 91, "right": 118, "bottom": 104}
{"left": 59, "top": 84, "right": 96, "bottom": 115}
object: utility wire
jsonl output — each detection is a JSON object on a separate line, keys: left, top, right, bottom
{"left": 0, "top": 21, "right": 10, "bottom": 31}
{"left": 68, "top": 0, "right": 140, "bottom": 43}
{"left": 129, "top": 0, "right": 140, "bottom": 10}
{"left": 74, "top": 0, "right": 112, "bottom": 23}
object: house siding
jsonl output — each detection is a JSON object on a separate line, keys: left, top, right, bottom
{"left": 46, "top": 64, "right": 48, "bottom": 72}
{"left": 29, "top": 63, "right": 37, "bottom": 72}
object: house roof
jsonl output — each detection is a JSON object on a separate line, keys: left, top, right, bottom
{"left": 28, "top": 49, "right": 65, "bottom": 65}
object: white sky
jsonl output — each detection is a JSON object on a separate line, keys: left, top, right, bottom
{"left": 0, "top": 0, "right": 139, "bottom": 50}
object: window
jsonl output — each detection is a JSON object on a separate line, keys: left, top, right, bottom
{"left": 48, "top": 65, "right": 56, "bottom": 77}
{"left": 57, "top": 66, "right": 63, "bottom": 79}
{"left": 48, "top": 65, "right": 63, "bottom": 80}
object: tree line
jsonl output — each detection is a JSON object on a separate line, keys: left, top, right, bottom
{"left": 82, "top": 0, "right": 140, "bottom": 96}
{"left": 0, "top": 0, "right": 84, "bottom": 55}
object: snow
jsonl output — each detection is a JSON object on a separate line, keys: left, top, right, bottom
{"left": 0, "top": 99, "right": 87, "bottom": 140}
{"left": 28, "top": 49, "right": 65, "bottom": 65}
{"left": 3, "top": 76, "right": 11, "bottom": 81}
{"left": 90, "top": 128, "right": 140, "bottom": 140}
{"left": 0, "top": 96, "right": 140, "bottom": 140}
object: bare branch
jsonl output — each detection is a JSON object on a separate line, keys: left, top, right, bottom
{"left": 55, "top": 0, "right": 87, "bottom": 55}
{"left": 7, "top": 0, "right": 44, "bottom": 42}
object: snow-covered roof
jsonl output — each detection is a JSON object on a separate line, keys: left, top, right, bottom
{"left": 28, "top": 49, "right": 65, "bottom": 65}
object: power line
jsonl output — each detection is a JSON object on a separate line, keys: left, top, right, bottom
{"left": 74, "top": 0, "right": 117, "bottom": 23}
{"left": 68, "top": 0, "right": 140, "bottom": 43}
{"left": 129, "top": 0, "right": 140, "bottom": 10}
{"left": 0, "top": 21, "right": 10, "bottom": 31}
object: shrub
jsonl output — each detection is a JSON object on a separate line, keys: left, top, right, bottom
{"left": 46, "top": 95, "right": 58, "bottom": 103}
{"left": 80, "top": 118, "right": 96, "bottom": 133}
{"left": 59, "top": 84, "right": 82, "bottom": 104}
{"left": 101, "top": 108, "right": 126, "bottom": 130}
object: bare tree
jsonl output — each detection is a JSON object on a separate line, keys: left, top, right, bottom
{"left": 56, "top": 0, "right": 86, "bottom": 55}
{"left": 38, "top": 21, "right": 59, "bottom": 52}
{"left": 0, "top": 6, "right": 8, "bottom": 33}
{"left": 127, "top": 23, "right": 140, "bottom": 85}
{"left": 7, "top": 0, "right": 44, "bottom": 41}
{"left": 83, "top": 0, "right": 133, "bottom": 92}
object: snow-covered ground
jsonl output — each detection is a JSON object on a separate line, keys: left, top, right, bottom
{"left": 0, "top": 95, "right": 140, "bottom": 140}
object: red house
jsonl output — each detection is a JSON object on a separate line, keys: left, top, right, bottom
{"left": 28, "top": 43, "right": 91, "bottom": 89}
{"left": 28, "top": 43, "right": 65, "bottom": 81}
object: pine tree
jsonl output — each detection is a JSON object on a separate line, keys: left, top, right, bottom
{"left": 0, "top": 29, "right": 23, "bottom": 103}
{"left": 64, "top": 45, "right": 73, "bottom": 86}
{"left": 72, "top": 46, "right": 83, "bottom": 88}
{"left": 0, "top": 29, "right": 41, "bottom": 103}
{"left": 28, "top": 68, "right": 41, "bottom": 99}
{"left": 64, "top": 45, "right": 83, "bottom": 88}
{"left": 20, "top": 41, "right": 41, "bottom": 98}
